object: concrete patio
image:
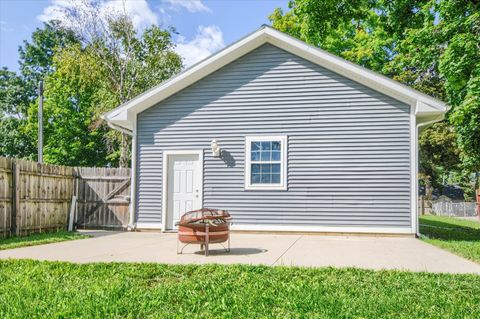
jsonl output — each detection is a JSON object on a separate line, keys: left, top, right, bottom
{"left": 1, "top": 231, "right": 479, "bottom": 274}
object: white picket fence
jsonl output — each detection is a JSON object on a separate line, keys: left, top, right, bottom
{"left": 431, "top": 201, "right": 477, "bottom": 217}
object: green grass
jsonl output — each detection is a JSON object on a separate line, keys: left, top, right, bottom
{"left": 0, "top": 231, "right": 90, "bottom": 251}
{"left": 0, "top": 260, "right": 479, "bottom": 318}
{"left": 419, "top": 215, "right": 480, "bottom": 263}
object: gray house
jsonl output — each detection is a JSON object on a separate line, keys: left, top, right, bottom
{"left": 103, "top": 26, "right": 448, "bottom": 235}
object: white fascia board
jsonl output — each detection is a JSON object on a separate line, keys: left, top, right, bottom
{"left": 103, "top": 25, "right": 448, "bottom": 131}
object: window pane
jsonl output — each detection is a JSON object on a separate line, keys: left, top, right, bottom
{"left": 271, "top": 150, "right": 281, "bottom": 161}
{"left": 261, "top": 174, "right": 271, "bottom": 183}
{"left": 271, "top": 173, "right": 280, "bottom": 183}
{"left": 251, "top": 151, "right": 260, "bottom": 161}
{"left": 251, "top": 142, "right": 260, "bottom": 151}
{"left": 272, "top": 141, "right": 281, "bottom": 150}
{"left": 251, "top": 173, "right": 261, "bottom": 184}
{"left": 271, "top": 164, "right": 280, "bottom": 173}
{"left": 261, "top": 151, "right": 271, "bottom": 161}
{"left": 261, "top": 141, "right": 271, "bottom": 151}
{"left": 252, "top": 164, "right": 261, "bottom": 174}
{"left": 260, "top": 164, "right": 271, "bottom": 174}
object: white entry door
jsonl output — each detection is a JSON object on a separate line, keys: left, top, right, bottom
{"left": 166, "top": 153, "right": 202, "bottom": 230}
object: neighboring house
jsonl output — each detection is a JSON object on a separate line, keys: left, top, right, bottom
{"left": 103, "top": 25, "right": 448, "bottom": 235}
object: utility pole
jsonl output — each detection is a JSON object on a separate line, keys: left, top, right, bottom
{"left": 38, "top": 81, "right": 43, "bottom": 164}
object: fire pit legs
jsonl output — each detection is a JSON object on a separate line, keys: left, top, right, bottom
{"left": 205, "top": 223, "right": 210, "bottom": 256}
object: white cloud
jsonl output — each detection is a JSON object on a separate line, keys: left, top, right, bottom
{"left": 38, "top": 0, "right": 158, "bottom": 30}
{"left": 164, "top": 0, "right": 211, "bottom": 13}
{"left": 175, "top": 25, "right": 225, "bottom": 67}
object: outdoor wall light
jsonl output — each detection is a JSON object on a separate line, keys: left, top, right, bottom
{"left": 211, "top": 140, "right": 221, "bottom": 157}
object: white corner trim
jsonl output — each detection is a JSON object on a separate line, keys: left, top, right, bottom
{"left": 161, "top": 150, "right": 204, "bottom": 231}
{"left": 410, "top": 104, "right": 418, "bottom": 235}
{"left": 128, "top": 113, "right": 137, "bottom": 228}
{"left": 244, "top": 135, "right": 288, "bottom": 191}
{"left": 230, "top": 224, "right": 414, "bottom": 234}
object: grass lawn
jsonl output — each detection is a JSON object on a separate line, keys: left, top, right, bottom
{"left": 419, "top": 215, "right": 480, "bottom": 263}
{"left": 0, "top": 260, "right": 479, "bottom": 318}
{"left": 0, "top": 231, "right": 90, "bottom": 251}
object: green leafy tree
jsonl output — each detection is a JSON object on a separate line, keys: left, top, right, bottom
{"left": 19, "top": 20, "right": 79, "bottom": 101}
{"left": 22, "top": 2, "right": 182, "bottom": 167}
{"left": 25, "top": 45, "right": 111, "bottom": 166}
{"left": 0, "top": 68, "right": 35, "bottom": 158}
{"left": 0, "top": 21, "right": 79, "bottom": 159}
{"left": 59, "top": 1, "right": 183, "bottom": 166}
{"left": 419, "top": 122, "right": 461, "bottom": 198}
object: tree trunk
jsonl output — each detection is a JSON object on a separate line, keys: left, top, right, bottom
{"left": 425, "top": 179, "right": 433, "bottom": 201}
{"left": 119, "top": 132, "right": 129, "bottom": 168}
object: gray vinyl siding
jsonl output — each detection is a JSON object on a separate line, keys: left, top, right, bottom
{"left": 136, "top": 44, "right": 411, "bottom": 229}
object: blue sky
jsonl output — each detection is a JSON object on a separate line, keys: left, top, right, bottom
{"left": 0, "top": 0, "right": 288, "bottom": 72}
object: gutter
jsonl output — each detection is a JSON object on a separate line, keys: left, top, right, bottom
{"left": 106, "top": 121, "right": 133, "bottom": 136}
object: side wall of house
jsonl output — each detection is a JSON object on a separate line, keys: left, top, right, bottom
{"left": 136, "top": 44, "right": 411, "bottom": 231}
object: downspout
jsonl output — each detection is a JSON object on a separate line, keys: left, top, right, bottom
{"left": 102, "top": 118, "right": 136, "bottom": 230}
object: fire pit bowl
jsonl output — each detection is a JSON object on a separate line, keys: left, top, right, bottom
{"left": 176, "top": 208, "right": 232, "bottom": 256}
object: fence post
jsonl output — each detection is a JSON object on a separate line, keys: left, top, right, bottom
{"left": 68, "top": 195, "right": 76, "bottom": 232}
{"left": 10, "top": 161, "right": 20, "bottom": 236}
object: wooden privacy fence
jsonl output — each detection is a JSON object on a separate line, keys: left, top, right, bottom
{"left": 0, "top": 157, "right": 73, "bottom": 237}
{"left": 0, "top": 157, "right": 131, "bottom": 238}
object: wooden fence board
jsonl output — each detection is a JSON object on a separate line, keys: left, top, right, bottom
{"left": 0, "top": 157, "right": 13, "bottom": 237}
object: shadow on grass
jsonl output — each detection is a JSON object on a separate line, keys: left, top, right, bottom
{"left": 420, "top": 219, "right": 480, "bottom": 242}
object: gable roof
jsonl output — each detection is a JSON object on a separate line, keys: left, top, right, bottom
{"left": 102, "top": 25, "right": 448, "bottom": 132}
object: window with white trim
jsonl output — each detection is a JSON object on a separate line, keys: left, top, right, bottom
{"left": 245, "top": 135, "right": 287, "bottom": 190}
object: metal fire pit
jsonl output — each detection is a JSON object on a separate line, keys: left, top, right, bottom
{"left": 176, "top": 208, "right": 232, "bottom": 256}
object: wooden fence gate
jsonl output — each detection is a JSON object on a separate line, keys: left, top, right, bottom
{"left": 74, "top": 167, "right": 130, "bottom": 229}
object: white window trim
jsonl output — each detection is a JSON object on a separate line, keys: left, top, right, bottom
{"left": 245, "top": 135, "right": 287, "bottom": 190}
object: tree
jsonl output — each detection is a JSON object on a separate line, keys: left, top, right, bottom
{"left": 25, "top": 45, "right": 112, "bottom": 166}
{"left": 18, "top": 1, "right": 182, "bottom": 167}
{"left": 0, "top": 68, "right": 35, "bottom": 158}
{"left": 419, "top": 122, "right": 460, "bottom": 199}
{"left": 57, "top": 0, "right": 182, "bottom": 167}
{"left": 0, "top": 21, "right": 79, "bottom": 159}
{"left": 19, "top": 20, "right": 79, "bottom": 102}
{"left": 269, "top": 0, "right": 480, "bottom": 196}
{"left": 390, "top": 0, "right": 480, "bottom": 192}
